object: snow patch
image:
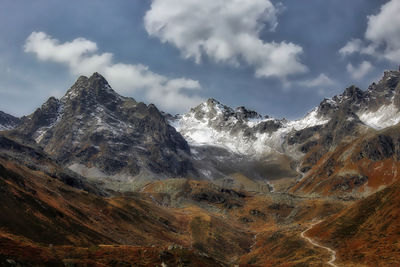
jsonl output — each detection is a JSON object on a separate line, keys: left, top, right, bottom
{"left": 33, "top": 103, "right": 64, "bottom": 143}
{"left": 285, "top": 108, "right": 329, "bottom": 131}
{"left": 358, "top": 103, "right": 400, "bottom": 129}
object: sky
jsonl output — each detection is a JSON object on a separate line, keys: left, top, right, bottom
{"left": 1, "top": 0, "right": 399, "bottom": 119}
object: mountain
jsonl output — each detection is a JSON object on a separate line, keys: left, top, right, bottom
{"left": 13, "top": 73, "right": 196, "bottom": 191}
{"left": 170, "top": 98, "right": 329, "bottom": 191}
{"left": 8, "top": 69, "right": 400, "bottom": 197}
{"left": 0, "top": 111, "right": 20, "bottom": 131}
{"left": 169, "top": 69, "right": 400, "bottom": 197}
{"left": 290, "top": 70, "right": 400, "bottom": 197}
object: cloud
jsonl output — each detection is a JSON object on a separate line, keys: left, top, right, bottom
{"left": 24, "top": 32, "right": 204, "bottom": 113}
{"left": 299, "top": 73, "right": 335, "bottom": 87}
{"left": 144, "top": 0, "right": 307, "bottom": 80}
{"left": 340, "top": 0, "right": 400, "bottom": 62}
{"left": 346, "top": 61, "right": 373, "bottom": 80}
{"left": 339, "top": 39, "right": 363, "bottom": 56}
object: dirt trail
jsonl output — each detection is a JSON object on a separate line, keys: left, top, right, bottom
{"left": 250, "top": 232, "right": 261, "bottom": 251}
{"left": 300, "top": 221, "right": 338, "bottom": 267}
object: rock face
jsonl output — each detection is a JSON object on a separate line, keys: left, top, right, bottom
{"left": 0, "top": 111, "right": 20, "bottom": 130}
{"left": 14, "top": 73, "right": 195, "bottom": 190}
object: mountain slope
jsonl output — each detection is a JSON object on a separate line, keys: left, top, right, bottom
{"left": 291, "top": 123, "right": 400, "bottom": 197}
{"left": 308, "top": 181, "right": 400, "bottom": 266}
{"left": 289, "top": 71, "right": 400, "bottom": 197}
{"left": 0, "top": 132, "right": 103, "bottom": 195}
{"left": 0, "top": 134, "right": 258, "bottom": 266}
{"left": 0, "top": 133, "right": 191, "bottom": 247}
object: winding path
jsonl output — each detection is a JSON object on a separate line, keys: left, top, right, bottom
{"left": 250, "top": 232, "right": 261, "bottom": 251}
{"left": 300, "top": 221, "right": 338, "bottom": 267}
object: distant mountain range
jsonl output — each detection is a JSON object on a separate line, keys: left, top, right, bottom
{"left": 1, "top": 70, "right": 400, "bottom": 196}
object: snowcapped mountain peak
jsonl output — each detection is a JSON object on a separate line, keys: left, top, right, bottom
{"left": 189, "top": 98, "right": 263, "bottom": 124}
{"left": 235, "top": 106, "right": 263, "bottom": 120}
{"left": 190, "top": 98, "right": 234, "bottom": 121}
{"left": 173, "top": 98, "right": 330, "bottom": 156}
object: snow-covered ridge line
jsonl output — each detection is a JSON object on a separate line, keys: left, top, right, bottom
{"left": 357, "top": 102, "right": 400, "bottom": 130}
{"left": 172, "top": 99, "right": 329, "bottom": 156}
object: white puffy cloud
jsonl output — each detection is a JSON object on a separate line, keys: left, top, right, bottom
{"left": 365, "top": 0, "right": 400, "bottom": 61}
{"left": 346, "top": 61, "right": 373, "bottom": 80}
{"left": 144, "top": 0, "right": 307, "bottom": 79}
{"left": 340, "top": 0, "right": 400, "bottom": 62}
{"left": 24, "top": 32, "right": 203, "bottom": 113}
{"left": 339, "top": 39, "right": 363, "bottom": 56}
{"left": 24, "top": 32, "right": 98, "bottom": 64}
{"left": 299, "top": 73, "right": 335, "bottom": 87}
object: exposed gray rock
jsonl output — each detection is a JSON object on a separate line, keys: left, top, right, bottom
{"left": 13, "top": 73, "right": 196, "bottom": 188}
{"left": 357, "top": 134, "right": 396, "bottom": 161}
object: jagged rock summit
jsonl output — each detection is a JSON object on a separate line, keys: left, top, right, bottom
{"left": 172, "top": 96, "right": 329, "bottom": 156}
{"left": 13, "top": 73, "right": 195, "bottom": 191}
{"left": 316, "top": 70, "right": 400, "bottom": 129}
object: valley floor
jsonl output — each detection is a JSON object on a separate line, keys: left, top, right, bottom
{"left": 0, "top": 160, "right": 353, "bottom": 266}
{"left": 0, "top": 147, "right": 394, "bottom": 266}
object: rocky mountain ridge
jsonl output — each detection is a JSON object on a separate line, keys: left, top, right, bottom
{"left": 2, "top": 69, "right": 400, "bottom": 195}
{"left": 172, "top": 98, "right": 329, "bottom": 156}
{"left": 0, "top": 111, "right": 20, "bottom": 130}
{"left": 174, "top": 70, "right": 400, "bottom": 158}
